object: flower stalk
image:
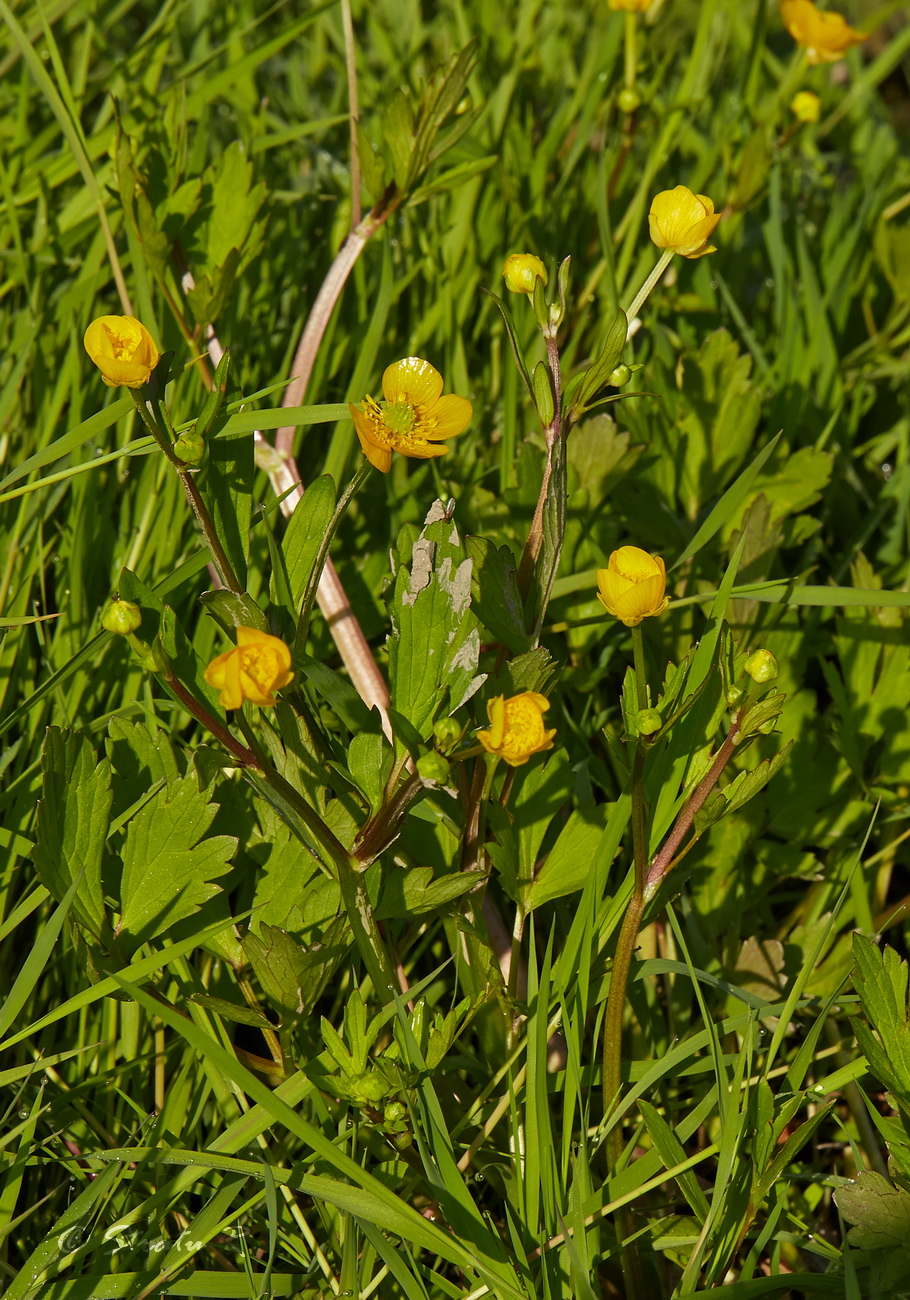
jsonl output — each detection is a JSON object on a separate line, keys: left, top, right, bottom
{"left": 517, "top": 316, "right": 564, "bottom": 603}
{"left": 623, "top": 248, "right": 673, "bottom": 324}
{"left": 603, "top": 624, "right": 650, "bottom": 1129}
{"left": 163, "top": 673, "right": 260, "bottom": 769}
{"left": 604, "top": 688, "right": 747, "bottom": 1134}
{"left": 231, "top": 707, "right": 401, "bottom": 999}
{"left": 623, "top": 10, "right": 638, "bottom": 94}
{"left": 645, "top": 714, "right": 742, "bottom": 897}
{"left": 126, "top": 388, "right": 243, "bottom": 594}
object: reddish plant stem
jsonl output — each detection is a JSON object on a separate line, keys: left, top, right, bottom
{"left": 645, "top": 715, "right": 742, "bottom": 897}
{"left": 164, "top": 675, "right": 259, "bottom": 768}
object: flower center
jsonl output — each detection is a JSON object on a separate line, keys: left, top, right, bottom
{"left": 240, "top": 646, "right": 277, "bottom": 690}
{"left": 381, "top": 402, "right": 417, "bottom": 436}
{"left": 502, "top": 698, "right": 543, "bottom": 756}
{"left": 104, "top": 323, "right": 141, "bottom": 360}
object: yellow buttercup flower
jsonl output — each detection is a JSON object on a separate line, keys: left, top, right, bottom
{"left": 780, "top": 0, "right": 868, "bottom": 65}
{"left": 648, "top": 187, "right": 721, "bottom": 259}
{"left": 791, "top": 90, "right": 822, "bottom": 122}
{"left": 349, "top": 358, "right": 473, "bottom": 474}
{"left": 204, "top": 626, "right": 294, "bottom": 710}
{"left": 477, "top": 692, "right": 556, "bottom": 767}
{"left": 84, "top": 315, "right": 160, "bottom": 388}
{"left": 502, "top": 254, "right": 548, "bottom": 294}
{"left": 597, "top": 547, "right": 669, "bottom": 627}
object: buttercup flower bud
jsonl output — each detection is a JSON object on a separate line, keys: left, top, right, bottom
{"left": 433, "top": 716, "right": 463, "bottom": 751}
{"left": 791, "top": 90, "right": 821, "bottom": 123}
{"left": 780, "top": 0, "right": 867, "bottom": 65}
{"left": 417, "top": 751, "right": 451, "bottom": 783}
{"left": 174, "top": 431, "right": 206, "bottom": 463}
{"left": 102, "top": 599, "right": 142, "bottom": 636}
{"left": 384, "top": 1100, "right": 408, "bottom": 1127}
{"left": 608, "top": 364, "right": 632, "bottom": 388}
{"left": 351, "top": 1072, "right": 387, "bottom": 1106}
{"left": 502, "top": 254, "right": 548, "bottom": 295}
{"left": 635, "top": 708, "right": 662, "bottom": 736}
{"left": 83, "top": 315, "right": 160, "bottom": 388}
{"left": 648, "top": 187, "right": 721, "bottom": 259}
{"left": 596, "top": 546, "right": 669, "bottom": 627}
{"left": 743, "top": 649, "right": 779, "bottom": 684}
{"left": 204, "top": 626, "right": 295, "bottom": 709}
{"left": 617, "top": 87, "right": 642, "bottom": 114}
{"left": 477, "top": 692, "right": 557, "bottom": 767}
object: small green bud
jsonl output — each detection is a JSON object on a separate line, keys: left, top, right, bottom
{"left": 635, "top": 708, "right": 662, "bottom": 737}
{"left": 743, "top": 649, "right": 779, "bottom": 684}
{"left": 383, "top": 1100, "right": 407, "bottom": 1126}
{"left": 433, "top": 716, "right": 463, "bottom": 751}
{"left": 617, "top": 87, "right": 641, "bottom": 115}
{"left": 417, "top": 751, "right": 451, "bottom": 784}
{"left": 352, "top": 1073, "right": 387, "bottom": 1105}
{"left": 174, "top": 431, "right": 206, "bottom": 464}
{"left": 725, "top": 683, "right": 745, "bottom": 707}
{"left": 172, "top": 428, "right": 204, "bottom": 465}
{"left": 608, "top": 363, "right": 632, "bottom": 388}
{"left": 102, "top": 599, "right": 142, "bottom": 636}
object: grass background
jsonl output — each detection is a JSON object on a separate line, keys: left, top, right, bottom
{"left": 2, "top": 0, "right": 910, "bottom": 1295}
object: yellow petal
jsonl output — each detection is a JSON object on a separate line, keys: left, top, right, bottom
{"left": 780, "top": 0, "right": 867, "bottom": 62}
{"left": 382, "top": 357, "right": 444, "bottom": 408}
{"left": 204, "top": 648, "right": 244, "bottom": 710}
{"left": 401, "top": 441, "right": 450, "bottom": 461}
{"left": 486, "top": 696, "right": 506, "bottom": 748}
{"left": 649, "top": 186, "right": 721, "bottom": 257}
{"left": 362, "top": 439, "right": 393, "bottom": 472}
{"left": 613, "top": 545, "right": 663, "bottom": 581}
{"left": 422, "top": 394, "right": 474, "bottom": 440}
{"left": 350, "top": 403, "right": 393, "bottom": 472}
{"left": 83, "top": 315, "right": 159, "bottom": 388}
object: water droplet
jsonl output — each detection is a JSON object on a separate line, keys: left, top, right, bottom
{"left": 18, "top": 1110, "right": 28, "bottom": 1119}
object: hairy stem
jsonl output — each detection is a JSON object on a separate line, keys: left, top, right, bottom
{"left": 517, "top": 324, "right": 565, "bottom": 601}
{"left": 128, "top": 388, "right": 242, "bottom": 593}
{"left": 646, "top": 715, "right": 742, "bottom": 897}
{"left": 623, "top": 247, "right": 674, "bottom": 324}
